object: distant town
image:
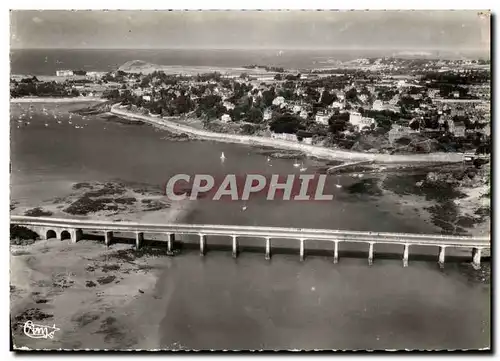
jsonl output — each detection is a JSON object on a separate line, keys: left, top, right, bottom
{"left": 10, "top": 57, "right": 491, "bottom": 157}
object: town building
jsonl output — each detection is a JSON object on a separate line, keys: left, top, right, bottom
{"left": 330, "top": 101, "right": 344, "bottom": 110}
{"left": 372, "top": 100, "right": 384, "bottom": 111}
{"left": 263, "top": 109, "right": 273, "bottom": 121}
{"left": 449, "top": 120, "right": 466, "bottom": 137}
{"left": 56, "top": 70, "right": 74, "bottom": 77}
{"left": 271, "top": 132, "right": 298, "bottom": 142}
{"left": 221, "top": 114, "right": 232, "bottom": 123}
{"left": 223, "top": 101, "right": 235, "bottom": 111}
{"left": 349, "top": 111, "right": 375, "bottom": 129}
{"left": 272, "top": 96, "right": 286, "bottom": 107}
{"left": 296, "top": 130, "right": 314, "bottom": 145}
{"left": 315, "top": 111, "right": 331, "bottom": 125}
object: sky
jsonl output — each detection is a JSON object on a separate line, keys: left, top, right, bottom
{"left": 10, "top": 10, "right": 491, "bottom": 50}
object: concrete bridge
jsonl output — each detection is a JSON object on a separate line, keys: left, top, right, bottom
{"left": 11, "top": 216, "right": 490, "bottom": 269}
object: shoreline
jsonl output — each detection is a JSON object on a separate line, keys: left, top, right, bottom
{"left": 110, "top": 104, "right": 464, "bottom": 164}
{"left": 10, "top": 97, "right": 107, "bottom": 103}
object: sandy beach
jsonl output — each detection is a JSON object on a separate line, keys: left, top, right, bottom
{"left": 10, "top": 180, "right": 192, "bottom": 350}
{"left": 10, "top": 239, "right": 169, "bottom": 350}
{"left": 11, "top": 97, "right": 107, "bottom": 104}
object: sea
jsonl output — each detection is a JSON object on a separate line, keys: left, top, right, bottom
{"left": 9, "top": 48, "right": 490, "bottom": 76}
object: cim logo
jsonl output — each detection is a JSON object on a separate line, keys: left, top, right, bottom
{"left": 164, "top": 174, "right": 335, "bottom": 201}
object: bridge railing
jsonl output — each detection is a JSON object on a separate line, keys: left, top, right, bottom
{"left": 10, "top": 216, "right": 490, "bottom": 268}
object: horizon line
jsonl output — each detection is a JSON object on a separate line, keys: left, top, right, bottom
{"left": 10, "top": 46, "right": 490, "bottom": 52}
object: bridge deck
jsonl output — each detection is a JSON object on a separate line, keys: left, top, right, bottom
{"left": 10, "top": 216, "right": 490, "bottom": 248}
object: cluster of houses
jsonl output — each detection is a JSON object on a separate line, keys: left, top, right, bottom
{"left": 50, "top": 63, "right": 492, "bottom": 150}
{"left": 55, "top": 70, "right": 104, "bottom": 79}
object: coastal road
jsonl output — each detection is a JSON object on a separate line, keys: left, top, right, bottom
{"left": 110, "top": 104, "right": 464, "bottom": 164}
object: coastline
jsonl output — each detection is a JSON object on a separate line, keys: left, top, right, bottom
{"left": 110, "top": 104, "right": 464, "bottom": 164}
{"left": 10, "top": 97, "right": 107, "bottom": 103}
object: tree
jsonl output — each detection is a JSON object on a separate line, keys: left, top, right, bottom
{"left": 246, "top": 107, "right": 263, "bottom": 124}
{"left": 241, "top": 123, "right": 258, "bottom": 135}
{"left": 320, "top": 90, "right": 337, "bottom": 106}
{"left": 103, "top": 89, "right": 120, "bottom": 100}
{"left": 140, "top": 77, "right": 150, "bottom": 88}
{"left": 270, "top": 114, "right": 304, "bottom": 134}
{"left": 409, "top": 119, "right": 420, "bottom": 131}
{"left": 174, "top": 95, "right": 193, "bottom": 114}
{"left": 345, "top": 88, "right": 359, "bottom": 102}
{"left": 329, "top": 119, "right": 348, "bottom": 133}
{"left": 262, "top": 89, "right": 276, "bottom": 107}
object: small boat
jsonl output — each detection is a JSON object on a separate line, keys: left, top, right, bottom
{"left": 220, "top": 152, "right": 226, "bottom": 160}
{"left": 68, "top": 121, "right": 72, "bottom": 125}
{"left": 267, "top": 157, "right": 271, "bottom": 162}
{"left": 242, "top": 205, "right": 247, "bottom": 211}
{"left": 300, "top": 166, "right": 307, "bottom": 172}
{"left": 293, "top": 160, "right": 300, "bottom": 168}
{"left": 44, "top": 123, "right": 49, "bottom": 127}
{"left": 335, "top": 184, "right": 342, "bottom": 189}
{"left": 57, "top": 120, "right": 62, "bottom": 124}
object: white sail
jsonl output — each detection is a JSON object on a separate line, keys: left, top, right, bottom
{"left": 220, "top": 152, "right": 226, "bottom": 160}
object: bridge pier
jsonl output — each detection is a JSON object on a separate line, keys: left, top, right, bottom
{"left": 333, "top": 241, "right": 339, "bottom": 264}
{"left": 438, "top": 246, "right": 446, "bottom": 268}
{"left": 368, "top": 243, "right": 374, "bottom": 266}
{"left": 167, "top": 233, "right": 175, "bottom": 253}
{"left": 299, "top": 239, "right": 305, "bottom": 261}
{"left": 403, "top": 244, "right": 409, "bottom": 267}
{"left": 199, "top": 234, "right": 206, "bottom": 256}
{"left": 69, "top": 229, "right": 82, "bottom": 243}
{"left": 232, "top": 235, "right": 238, "bottom": 258}
{"left": 265, "top": 237, "right": 271, "bottom": 260}
{"left": 135, "top": 232, "right": 144, "bottom": 249}
{"left": 104, "top": 231, "right": 113, "bottom": 247}
{"left": 472, "top": 248, "right": 482, "bottom": 270}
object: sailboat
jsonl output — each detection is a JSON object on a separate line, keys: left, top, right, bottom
{"left": 335, "top": 176, "right": 342, "bottom": 188}
{"left": 299, "top": 163, "right": 307, "bottom": 172}
{"left": 293, "top": 159, "right": 300, "bottom": 168}
{"left": 220, "top": 152, "right": 226, "bottom": 161}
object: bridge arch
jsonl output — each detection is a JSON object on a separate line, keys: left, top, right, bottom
{"left": 46, "top": 229, "right": 57, "bottom": 239}
{"left": 60, "top": 230, "right": 72, "bottom": 241}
